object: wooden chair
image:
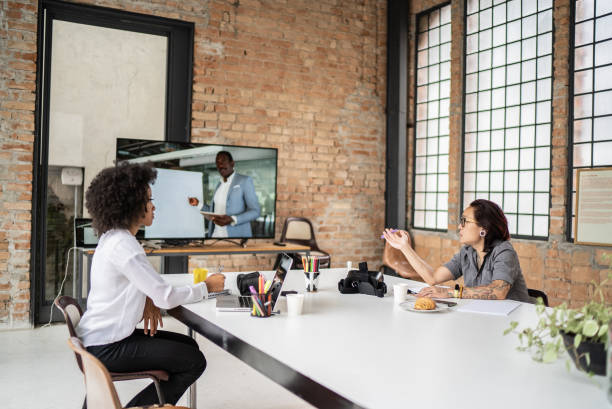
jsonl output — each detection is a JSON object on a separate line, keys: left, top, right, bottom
{"left": 527, "top": 288, "right": 549, "bottom": 306}
{"left": 54, "top": 296, "right": 169, "bottom": 405}
{"left": 67, "top": 337, "right": 188, "bottom": 409}
{"left": 276, "top": 217, "right": 331, "bottom": 269}
{"left": 382, "top": 233, "right": 423, "bottom": 281}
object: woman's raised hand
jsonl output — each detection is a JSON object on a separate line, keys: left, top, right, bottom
{"left": 382, "top": 228, "right": 409, "bottom": 250}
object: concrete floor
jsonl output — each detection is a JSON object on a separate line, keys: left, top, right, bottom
{"left": 0, "top": 317, "right": 314, "bottom": 409}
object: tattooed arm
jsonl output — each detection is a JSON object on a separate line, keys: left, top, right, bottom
{"left": 461, "top": 280, "right": 511, "bottom": 300}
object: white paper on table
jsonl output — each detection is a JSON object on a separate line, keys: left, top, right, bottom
{"left": 455, "top": 299, "right": 521, "bottom": 316}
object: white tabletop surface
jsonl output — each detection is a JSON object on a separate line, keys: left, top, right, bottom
{"left": 164, "top": 269, "right": 609, "bottom": 409}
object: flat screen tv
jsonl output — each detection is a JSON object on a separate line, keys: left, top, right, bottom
{"left": 116, "top": 138, "right": 277, "bottom": 242}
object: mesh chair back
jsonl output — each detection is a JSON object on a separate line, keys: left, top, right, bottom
{"left": 285, "top": 220, "right": 312, "bottom": 241}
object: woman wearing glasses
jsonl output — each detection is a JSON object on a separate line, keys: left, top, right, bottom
{"left": 382, "top": 199, "right": 531, "bottom": 302}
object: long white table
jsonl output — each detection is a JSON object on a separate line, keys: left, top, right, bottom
{"left": 164, "top": 269, "right": 608, "bottom": 409}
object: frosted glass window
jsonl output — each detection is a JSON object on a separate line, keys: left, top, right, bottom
{"left": 463, "top": 0, "right": 552, "bottom": 238}
{"left": 570, "top": 0, "right": 612, "bottom": 239}
{"left": 414, "top": 4, "right": 451, "bottom": 231}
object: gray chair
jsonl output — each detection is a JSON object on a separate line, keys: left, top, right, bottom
{"left": 55, "top": 296, "right": 168, "bottom": 405}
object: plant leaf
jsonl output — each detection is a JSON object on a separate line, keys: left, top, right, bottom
{"left": 542, "top": 342, "right": 558, "bottom": 363}
{"left": 574, "top": 333, "right": 582, "bottom": 349}
{"left": 582, "top": 319, "right": 599, "bottom": 337}
{"left": 597, "top": 323, "right": 608, "bottom": 338}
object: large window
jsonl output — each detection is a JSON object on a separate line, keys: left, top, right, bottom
{"left": 463, "top": 0, "right": 553, "bottom": 238}
{"left": 413, "top": 4, "right": 451, "bottom": 230}
{"left": 570, "top": 0, "right": 612, "bottom": 237}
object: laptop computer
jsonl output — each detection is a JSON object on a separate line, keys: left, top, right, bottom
{"left": 75, "top": 218, "right": 99, "bottom": 249}
{"left": 216, "top": 253, "right": 293, "bottom": 312}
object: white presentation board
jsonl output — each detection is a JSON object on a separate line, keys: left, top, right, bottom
{"left": 145, "top": 168, "right": 205, "bottom": 239}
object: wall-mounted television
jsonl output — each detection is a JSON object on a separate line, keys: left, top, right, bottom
{"left": 116, "top": 138, "right": 277, "bottom": 241}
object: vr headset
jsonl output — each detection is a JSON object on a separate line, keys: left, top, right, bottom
{"left": 338, "top": 262, "right": 387, "bottom": 298}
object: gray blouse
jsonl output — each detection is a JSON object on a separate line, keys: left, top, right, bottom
{"left": 444, "top": 240, "right": 532, "bottom": 303}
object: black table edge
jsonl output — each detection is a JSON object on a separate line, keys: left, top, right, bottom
{"left": 168, "top": 306, "right": 364, "bottom": 409}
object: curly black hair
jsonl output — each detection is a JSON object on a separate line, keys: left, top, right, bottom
{"left": 85, "top": 162, "right": 157, "bottom": 235}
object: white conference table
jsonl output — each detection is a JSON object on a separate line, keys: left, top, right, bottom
{"left": 164, "top": 269, "right": 608, "bottom": 409}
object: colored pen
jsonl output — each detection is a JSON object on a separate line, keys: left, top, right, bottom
{"left": 264, "top": 280, "right": 272, "bottom": 293}
{"left": 380, "top": 229, "right": 399, "bottom": 239}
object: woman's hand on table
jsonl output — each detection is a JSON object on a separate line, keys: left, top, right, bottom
{"left": 142, "top": 297, "right": 163, "bottom": 336}
{"left": 417, "top": 286, "right": 452, "bottom": 298}
{"left": 205, "top": 273, "right": 226, "bottom": 293}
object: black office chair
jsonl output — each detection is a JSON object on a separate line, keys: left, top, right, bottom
{"left": 274, "top": 217, "right": 331, "bottom": 269}
{"left": 527, "top": 288, "right": 549, "bottom": 306}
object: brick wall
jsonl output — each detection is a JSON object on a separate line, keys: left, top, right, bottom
{"left": 0, "top": 0, "right": 37, "bottom": 328}
{"left": 408, "top": 0, "right": 611, "bottom": 307}
{"left": 0, "top": 0, "right": 388, "bottom": 328}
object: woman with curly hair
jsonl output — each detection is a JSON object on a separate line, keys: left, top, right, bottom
{"left": 383, "top": 199, "right": 531, "bottom": 302}
{"left": 76, "top": 162, "right": 225, "bottom": 407}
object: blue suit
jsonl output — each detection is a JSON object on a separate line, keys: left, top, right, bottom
{"left": 205, "top": 173, "right": 260, "bottom": 238}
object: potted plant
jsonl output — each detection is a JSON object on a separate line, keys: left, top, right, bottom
{"left": 505, "top": 269, "right": 612, "bottom": 376}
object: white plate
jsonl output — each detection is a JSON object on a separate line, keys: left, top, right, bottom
{"left": 399, "top": 300, "right": 451, "bottom": 313}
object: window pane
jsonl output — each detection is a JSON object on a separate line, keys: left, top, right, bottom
{"left": 535, "top": 170, "right": 549, "bottom": 191}
{"left": 595, "top": 65, "right": 612, "bottom": 91}
{"left": 480, "top": 29, "right": 493, "bottom": 50}
{"left": 573, "top": 143, "right": 591, "bottom": 167}
{"left": 519, "top": 193, "right": 534, "bottom": 213}
{"left": 536, "top": 124, "right": 550, "bottom": 146}
{"left": 520, "top": 147, "right": 534, "bottom": 168}
{"left": 597, "top": 0, "right": 612, "bottom": 16}
{"left": 538, "top": 9, "right": 552, "bottom": 33}
{"left": 521, "top": 125, "right": 535, "bottom": 147}
{"left": 522, "top": 14, "right": 537, "bottom": 38}
{"left": 518, "top": 214, "right": 533, "bottom": 236}
{"left": 535, "top": 146, "right": 550, "bottom": 168}
{"left": 593, "top": 141, "right": 612, "bottom": 166}
{"left": 594, "top": 90, "right": 612, "bottom": 116}
{"left": 573, "top": 118, "right": 592, "bottom": 142}
{"left": 534, "top": 192, "right": 548, "bottom": 214}
{"left": 575, "top": 0, "right": 594, "bottom": 23}
{"left": 519, "top": 170, "right": 534, "bottom": 191}
{"left": 491, "top": 171, "right": 503, "bottom": 190}
{"left": 575, "top": 20, "right": 593, "bottom": 47}
{"left": 595, "top": 40, "right": 612, "bottom": 66}
{"left": 574, "top": 45, "right": 593, "bottom": 70}
{"left": 522, "top": 82, "right": 536, "bottom": 104}
{"left": 596, "top": 15, "right": 612, "bottom": 43}
{"left": 593, "top": 116, "right": 612, "bottom": 140}
{"left": 574, "top": 94, "right": 592, "bottom": 118}
{"left": 533, "top": 215, "right": 548, "bottom": 237}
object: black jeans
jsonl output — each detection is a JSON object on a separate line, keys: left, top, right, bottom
{"left": 87, "top": 329, "right": 206, "bottom": 407}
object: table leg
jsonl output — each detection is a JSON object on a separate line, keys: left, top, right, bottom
{"left": 188, "top": 328, "right": 197, "bottom": 409}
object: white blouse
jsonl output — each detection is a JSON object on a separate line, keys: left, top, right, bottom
{"left": 76, "top": 229, "right": 206, "bottom": 347}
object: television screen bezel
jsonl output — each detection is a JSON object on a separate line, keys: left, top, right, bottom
{"left": 115, "top": 138, "right": 278, "bottom": 241}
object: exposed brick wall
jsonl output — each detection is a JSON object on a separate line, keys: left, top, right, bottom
{"left": 0, "top": 0, "right": 37, "bottom": 328}
{"left": 407, "top": 0, "right": 611, "bottom": 308}
{"left": 0, "top": 0, "right": 387, "bottom": 328}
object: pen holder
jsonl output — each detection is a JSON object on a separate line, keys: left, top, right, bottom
{"left": 250, "top": 293, "right": 273, "bottom": 318}
{"left": 304, "top": 271, "right": 320, "bottom": 292}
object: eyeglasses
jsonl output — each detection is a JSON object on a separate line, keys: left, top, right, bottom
{"left": 459, "top": 216, "right": 478, "bottom": 227}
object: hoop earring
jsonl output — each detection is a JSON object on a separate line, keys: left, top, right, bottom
{"left": 479, "top": 230, "right": 486, "bottom": 237}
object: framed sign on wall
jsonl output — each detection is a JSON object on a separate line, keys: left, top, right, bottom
{"left": 574, "top": 167, "right": 612, "bottom": 246}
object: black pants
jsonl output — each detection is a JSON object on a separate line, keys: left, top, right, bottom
{"left": 86, "top": 329, "right": 206, "bottom": 407}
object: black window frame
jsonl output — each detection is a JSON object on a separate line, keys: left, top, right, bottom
{"left": 32, "top": 0, "right": 194, "bottom": 323}
{"left": 460, "top": 0, "right": 554, "bottom": 240}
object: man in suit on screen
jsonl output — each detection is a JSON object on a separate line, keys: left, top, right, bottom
{"left": 201, "top": 151, "right": 260, "bottom": 238}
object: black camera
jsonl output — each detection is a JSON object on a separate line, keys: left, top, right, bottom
{"left": 338, "top": 262, "right": 387, "bottom": 298}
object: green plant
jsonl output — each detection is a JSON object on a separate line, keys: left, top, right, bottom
{"left": 505, "top": 263, "right": 612, "bottom": 373}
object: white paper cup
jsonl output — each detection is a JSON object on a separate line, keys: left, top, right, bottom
{"left": 393, "top": 283, "right": 410, "bottom": 304}
{"left": 286, "top": 293, "right": 305, "bottom": 316}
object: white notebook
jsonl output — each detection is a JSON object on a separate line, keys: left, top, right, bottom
{"left": 456, "top": 299, "right": 521, "bottom": 316}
